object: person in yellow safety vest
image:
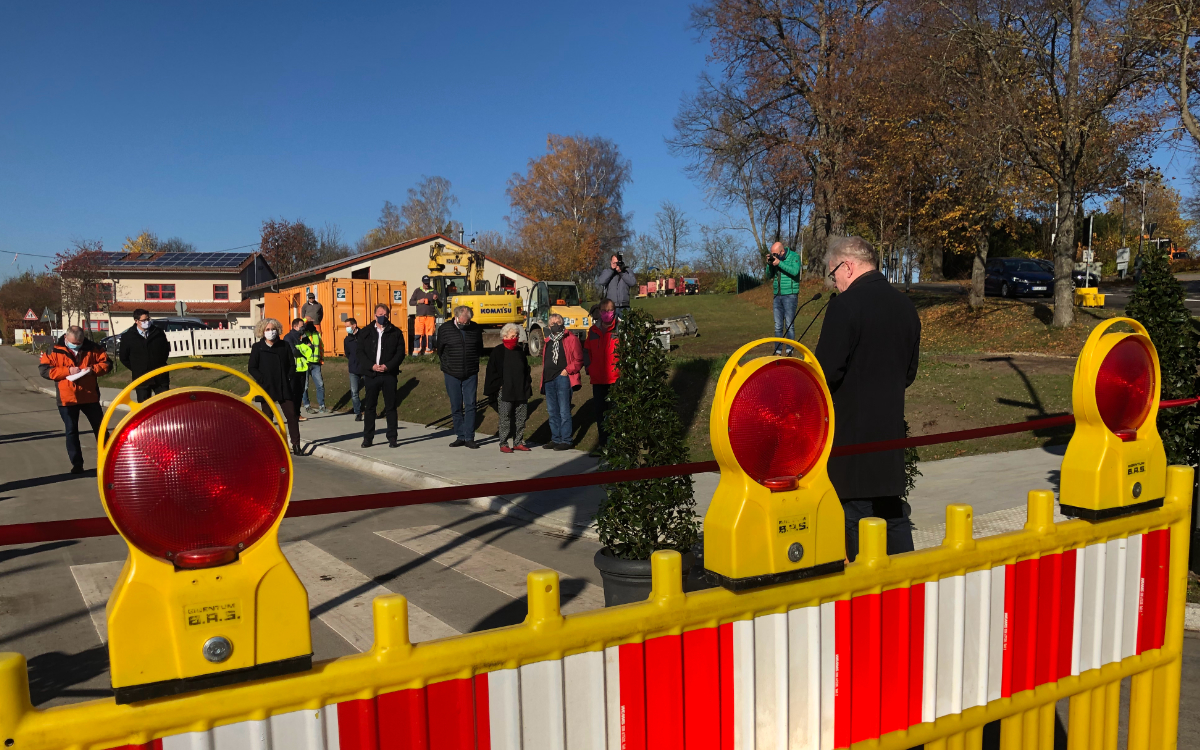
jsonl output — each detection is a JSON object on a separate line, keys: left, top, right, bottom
{"left": 298, "top": 321, "right": 325, "bottom": 414}
{"left": 282, "top": 318, "right": 309, "bottom": 422}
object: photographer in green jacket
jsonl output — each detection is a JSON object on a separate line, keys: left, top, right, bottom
{"left": 767, "top": 241, "right": 802, "bottom": 355}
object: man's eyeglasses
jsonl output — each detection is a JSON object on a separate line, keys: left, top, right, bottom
{"left": 827, "top": 261, "right": 845, "bottom": 280}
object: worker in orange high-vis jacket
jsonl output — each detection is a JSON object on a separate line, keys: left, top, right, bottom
{"left": 39, "top": 326, "right": 112, "bottom": 474}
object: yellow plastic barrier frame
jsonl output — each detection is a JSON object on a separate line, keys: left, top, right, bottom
{"left": 0, "top": 469, "right": 1189, "bottom": 748}
{"left": 95, "top": 364, "right": 312, "bottom": 704}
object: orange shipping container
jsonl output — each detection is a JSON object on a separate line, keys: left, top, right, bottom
{"left": 263, "top": 279, "right": 408, "bottom": 358}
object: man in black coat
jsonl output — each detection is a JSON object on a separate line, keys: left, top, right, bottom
{"left": 357, "top": 304, "right": 405, "bottom": 448}
{"left": 117, "top": 308, "right": 170, "bottom": 402}
{"left": 436, "top": 306, "right": 485, "bottom": 449}
{"left": 344, "top": 317, "right": 364, "bottom": 421}
{"left": 815, "top": 236, "right": 921, "bottom": 561}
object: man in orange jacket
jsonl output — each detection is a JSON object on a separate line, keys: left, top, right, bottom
{"left": 39, "top": 326, "right": 112, "bottom": 474}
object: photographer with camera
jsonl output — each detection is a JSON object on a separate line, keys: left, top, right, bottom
{"left": 767, "top": 241, "right": 802, "bottom": 356}
{"left": 597, "top": 253, "right": 638, "bottom": 320}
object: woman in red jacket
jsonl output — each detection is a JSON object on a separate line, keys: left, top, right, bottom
{"left": 582, "top": 298, "right": 620, "bottom": 457}
{"left": 540, "top": 313, "right": 584, "bottom": 450}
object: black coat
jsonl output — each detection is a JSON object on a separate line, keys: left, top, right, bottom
{"left": 815, "top": 271, "right": 921, "bottom": 499}
{"left": 344, "top": 330, "right": 362, "bottom": 374}
{"left": 118, "top": 325, "right": 171, "bottom": 387}
{"left": 248, "top": 339, "right": 299, "bottom": 403}
{"left": 356, "top": 322, "right": 405, "bottom": 376}
{"left": 436, "top": 320, "right": 484, "bottom": 379}
{"left": 484, "top": 344, "right": 532, "bottom": 402}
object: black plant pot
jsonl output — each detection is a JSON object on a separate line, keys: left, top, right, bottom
{"left": 593, "top": 548, "right": 695, "bottom": 607}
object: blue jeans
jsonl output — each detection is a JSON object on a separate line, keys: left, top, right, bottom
{"left": 544, "top": 374, "right": 573, "bottom": 445}
{"left": 444, "top": 372, "right": 478, "bottom": 442}
{"left": 59, "top": 403, "right": 104, "bottom": 469}
{"left": 348, "top": 372, "right": 364, "bottom": 415}
{"left": 302, "top": 364, "right": 325, "bottom": 409}
{"left": 772, "top": 294, "right": 798, "bottom": 353}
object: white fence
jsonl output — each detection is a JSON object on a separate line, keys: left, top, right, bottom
{"left": 166, "top": 330, "right": 255, "bottom": 358}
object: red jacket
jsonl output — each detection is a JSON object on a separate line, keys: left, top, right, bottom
{"left": 540, "top": 332, "right": 584, "bottom": 391}
{"left": 39, "top": 337, "right": 111, "bottom": 406}
{"left": 583, "top": 323, "right": 620, "bottom": 385}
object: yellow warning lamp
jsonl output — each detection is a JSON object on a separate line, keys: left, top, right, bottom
{"left": 703, "top": 338, "right": 845, "bottom": 590}
{"left": 1059, "top": 318, "right": 1167, "bottom": 521}
{"left": 96, "top": 363, "right": 311, "bottom": 703}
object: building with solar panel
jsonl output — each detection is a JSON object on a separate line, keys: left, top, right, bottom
{"left": 81, "top": 249, "right": 276, "bottom": 336}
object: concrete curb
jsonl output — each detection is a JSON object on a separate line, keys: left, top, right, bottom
{"left": 302, "top": 440, "right": 601, "bottom": 541}
{"left": 1187, "top": 602, "right": 1200, "bottom": 633}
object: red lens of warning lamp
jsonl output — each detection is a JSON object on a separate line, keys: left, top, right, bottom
{"left": 728, "top": 360, "right": 829, "bottom": 485}
{"left": 102, "top": 391, "right": 290, "bottom": 568}
{"left": 1095, "top": 337, "right": 1155, "bottom": 442}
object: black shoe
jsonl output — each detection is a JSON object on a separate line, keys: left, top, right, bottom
{"left": 355, "top": 413, "right": 363, "bottom": 422}
{"left": 465, "top": 440, "right": 479, "bottom": 449}
{"left": 361, "top": 439, "right": 373, "bottom": 448}
{"left": 542, "top": 442, "right": 559, "bottom": 450}
{"left": 292, "top": 447, "right": 303, "bottom": 456}
{"left": 449, "top": 439, "right": 466, "bottom": 448}
{"left": 554, "top": 443, "right": 570, "bottom": 451}
{"left": 70, "top": 465, "right": 85, "bottom": 475}
{"left": 388, "top": 439, "right": 399, "bottom": 448}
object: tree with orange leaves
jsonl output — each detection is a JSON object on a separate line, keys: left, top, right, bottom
{"left": 506, "top": 134, "right": 632, "bottom": 286}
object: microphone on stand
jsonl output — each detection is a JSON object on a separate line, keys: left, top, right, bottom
{"left": 786, "top": 292, "right": 823, "bottom": 338}
{"left": 797, "top": 292, "right": 837, "bottom": 343}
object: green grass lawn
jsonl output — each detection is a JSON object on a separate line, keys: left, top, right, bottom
{"left": 100, "top": 290, "right": 1116, "bottom": 462}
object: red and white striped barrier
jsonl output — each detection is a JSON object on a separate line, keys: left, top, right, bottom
{"left": 108, "top": 529, "right": 1169, "bottom": 750}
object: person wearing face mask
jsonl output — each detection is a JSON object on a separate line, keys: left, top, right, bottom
{"left": 436, "top": 306, "right": 485, "bottom": 448}
{"left": 298, "top": 321, "right": 326, "bottom": 414}
{"left": 283, "top": 318, "right": 309, "bottom": 421}
{"left": 248, "top": 318, "right": 303, "bottom": 455}
{"left": 357, "top": 304, "right": 406, "bottom": 448}
{"left": 483, "top": 323, "right": 533, "bottom": 453}
{"left": 117, "top": 308, "right": 170, "bottom": 402}
{"left": 540, "top": 313, "right": 584, "bottom": 450}
{"left": 39, "top": 326, "right": 112, "bottom": 473}
{"left": 343, "top": 317, "right": 364, "bottom": 421}
{"left": 582, "top": 298, "right": 621, "bottom": 457}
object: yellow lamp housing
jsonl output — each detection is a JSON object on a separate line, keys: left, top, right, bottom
{"left": 1059, "top": 318, "right": 1167, "bottom": 521}
{"left": 96, "top": 363, "right": 312, "bottom": 704}
{"left": 703, "top": 338, "right": 845, "bottom": 590}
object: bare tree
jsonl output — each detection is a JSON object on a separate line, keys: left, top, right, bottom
{"left": 647, "top": 201, "right": 692, "bottom": 276}
{"left": 697, "top": 225, "right": 748, "bottom": 279}
{"left": 400, "top": 176, "right": 460, "bottom": 238}
{"left": 929, "top": 0, "right": 1157, "bottom": 326}
{"left": 159, "top": 237, "right": 198, "bottom": 253}
{"left": 260, "top": 218, "right": 320, "bottom": 277}
{"left": 55, "top": 239, "right": 109, "bottom": 329}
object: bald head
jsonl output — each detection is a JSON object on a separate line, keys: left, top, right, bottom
{"left": 770, "top": 242, "right": 786, "bottom": 257}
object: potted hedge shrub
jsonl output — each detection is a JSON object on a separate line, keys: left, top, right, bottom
{"left": 593, "top": 307, "right": 700, "bottom": 605}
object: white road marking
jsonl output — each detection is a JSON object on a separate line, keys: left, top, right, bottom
{"left": 69, "top": 560, "right": 124, "bottom": 643}
{"left": 375, "top": 526, "right": 606, "bottom": 614}
{"left": 282, "top": 540, "right": 458, "bottom": 649}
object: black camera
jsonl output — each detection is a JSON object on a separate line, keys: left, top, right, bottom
{"left": 615, "top": 252, "right": 627, "bottom": 273}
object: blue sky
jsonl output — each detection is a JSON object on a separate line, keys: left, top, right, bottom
{"left": 1, "top": 3, "right": 1195, "bottom": 282}
{"left": 0, "top": 1, "right": 716, "bottom": 280}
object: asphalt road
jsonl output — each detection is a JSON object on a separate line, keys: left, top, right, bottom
{"left": 0, "top": 346, "right": 1195, "bottom": 748}
{"left": 0, "top": 346, "right": 605, "bottom": 709}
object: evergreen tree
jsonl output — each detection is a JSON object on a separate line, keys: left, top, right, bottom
{"left": 1125, "top": 248, "right": 1200, "bottom": 465}
{"left": 594, "top": 308, "right": 701, "bottom": 559}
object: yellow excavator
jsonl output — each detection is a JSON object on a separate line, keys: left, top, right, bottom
{"left": 426, "top": 242, "right": 524, "bottom": 347}
{"left": 426, "top": 241, "right": 592, "bottom": 352}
